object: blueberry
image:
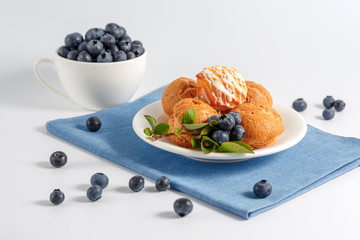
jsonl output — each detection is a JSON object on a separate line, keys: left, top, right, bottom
{"left": 211, "top": 130, "right": 229, "bottom": 145}
{"left": 322, "top": 108, "right": 335, "bottom": 120}
{"left": 229, "top": 111, "right": 242, "bottom": 125}
{"left": 323, "top": 96, "right": 335, "bottom": 109}
{"left": 90, "top": 173, "right": 109, "bottom": 189}
{"left": 207, "top": 115, "right": 219, "bottom": 123}
{"left": 105, "top": 23, "right": 126, "bottom": 40}
{"left": 217, "top": 114, "right": 235, "bottom": 131}
{"left": 118, "top": 39, "right": 132, "bottom": 52}
{"left": 58, "top": 46, "right": 69, "bottom": 58}
{"left": 77, "top": 42, "right": 88, "bottom": 52}
{"left": 129, "top": 175, "right": 144, "bottom": 192}
{"left": 77, "top": 51, "right": 92, "bottom": 62}
{"left": 87, "top": 185, "right": 102, "bottom": 201}
{"left": 108, "top": 44, "right": 119, "bottom": 54}
{"left": 85, "top": 28, "right": 105, "bottom": 41}
{"left": 64, "top": 32, "right": 83, "bottom": 48}
{"left": 131, "top": 44, "right": 144, "bottom": 57}
{"left": 100, "top": 33, "right": 116, "bottom": 47}
{"left": 66, "top": 50, "right": 79, "bottom": 60}
{"left": 292, "top": 98, "right": 307, "bottom": 112}
{"left": 132, "top": 40, "right": 142, "bottom": 47}
{"left": 50, "top": 151, "right": 67, "bottom": 168}
{"left": 173, "top": 198, "right": 193, "bottom": 217}
{"left": 126, "top": 51, "right": 136, "bottom": 60}
{"left": 50, "top": 189, "right": 65, "bottom": 205}
{"left": 230, "top": 125, "right": 246, "bottom": 141}
{"left": 87, "top": 40, "right": 104, "bottom": 56}
{"left": 113, "top": 50, "right": 127, "bottom": 62}
{"left": 86, "top": 116, "right": 101, "bottom": 132}
{"left": 253, "top": 180, "right": 272, "bottom": 198}
{"left": 97, "top": 52, "right": 113, "bottom": 63}
{"left": 333, "top": 99, "right": 345, "bottom": 112}
{"left": 120, "top": 34, "right": 131, "bottom": 42}
{"left": 155, "top": 176, "right": 170, "bottom": 191}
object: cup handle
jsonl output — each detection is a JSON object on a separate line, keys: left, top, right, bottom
{"left": 33, "top": 58, "right": 71, "bottom": 100}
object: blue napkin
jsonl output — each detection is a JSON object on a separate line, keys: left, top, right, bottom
{"left": 46, "top": 87, "right": 360, "bottom": 219}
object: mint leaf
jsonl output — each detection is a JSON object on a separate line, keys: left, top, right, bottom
{"left": 200, "top": 125, "right": 212, "bottom": 136}
{"left": 232, "top": 141, "right": 254, "bottom": 153}
{"left": 201, "top": 136, "right": 218, "bottom": 154}
{"left": 217, "top": 142, "right": 254, "bottom": 153}
{"left": 144, "top": 115, "right": 156, "bottom": 129}
{"left": 183, "top": 123, "right": 208, "bottom": 131}
{"left": 144, "top": 128, "right": 151, "bottom": 136}
{"left": 174, "top": 128, "right": 182, "bottom": 135}
{"left": 209, "top": 120, "right": 218, "bottom": 127}
{"left": 153, "top": 123, "right": 170, "bottom": 135}
{"left": 191, "top": 137, "right": 201, "bottom": 149}
{"left": 181, "top": 108, "right": 196, "bottom": 124}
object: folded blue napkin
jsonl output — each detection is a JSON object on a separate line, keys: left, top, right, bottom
{"left": 46, "top": 87, "right": 360, "bottom": 219}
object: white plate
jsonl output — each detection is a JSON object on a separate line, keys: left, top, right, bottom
{"left": 132, "top": 101, "right": 307, "bottom": 163}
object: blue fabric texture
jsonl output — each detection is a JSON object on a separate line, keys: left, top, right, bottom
{"left": 46, "top": 87, "right": 360, "bottom": 219}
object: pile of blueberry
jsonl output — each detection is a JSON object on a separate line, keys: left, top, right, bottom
{"left": 292, "top": 96, "right": 346, "bottom": 120}
{"left": 206, "top": 112, "right": 246, "bottom": 145}
{"left": 58, "top": 23, "right": 144, "bottom": 63}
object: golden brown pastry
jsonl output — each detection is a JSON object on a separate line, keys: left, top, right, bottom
{"left": 231, "top": 103, "right": 284, "bottom": 148}
{"left": 168, "top": 98, "right": 219, "bottom": 149}
{"left": 161, "top": 77, "right": 198, "bottom": 116}
{"left": 245, "top": 81, "right": 273, "bottom": 107}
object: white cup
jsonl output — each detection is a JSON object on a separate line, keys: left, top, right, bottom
{"left": 34, "top": 49, "right": 147, "bottom": 111}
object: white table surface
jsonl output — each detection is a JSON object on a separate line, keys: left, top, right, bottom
{"left": 1, "top": 0, "right": 360, "bottom": 239}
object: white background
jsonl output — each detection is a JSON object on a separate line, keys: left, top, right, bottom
{"left": 1, "top": 0, "right": 360, "bottom": 239}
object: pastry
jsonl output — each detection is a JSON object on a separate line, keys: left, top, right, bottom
{"left": 231, "top": 103, "right": 284, "bottom": 148}
{"left": 196, "top": 65, "right": 248, "bottom": 111}
{"left": 245, "top": 81, "right": 273, "bottom": 106}
{"left": 161, "top": 77, "right": 198, "bottom": 116}
{"left": 168, "top": 98, "right": 219, "bottom": 149}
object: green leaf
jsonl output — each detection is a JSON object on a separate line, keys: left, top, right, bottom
{"left": 209, "top": 120, "right": 218, "bottom": 127}
{"left": 181, "top": 108, "right": 196, "bottom": 124}
{"left": 200, "top": 136, "right": 219, "bottom": 154}
{"left": 144, "top": 128, "right": 151, "bottom": 136}
{"left": 217, "top": 142, "right": 254, "bottom": 153}
{"left": 144, "top": 115, "right": 156, "bottom": 129}
{"left": 232, "top": 141, "right": 254, "bottom": 153}
{"left": 200, "top": 126, "right": 212, "bottom": 136}
{"left": 183, "top": 123, "right": 209, "bottom": 131}
{"left": 153, "top": 123, "right": 170, "bottom": 136}
{"left": 191, "top": 137, "right": 201, "bottom": 149}
{"left": 174, "top": 128, "right": 182, "bottom": 135}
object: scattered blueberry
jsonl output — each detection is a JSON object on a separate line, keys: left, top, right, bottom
{"left": 229, "top": 111, "right": 242, "bottom": 125}
{"left": 85, "top": 28, "right": 105, "bottom": 42}
{"left": 100, "top": 33, "right": 116, "bottom": 47}
{"left": 108, "top": 44, "right": 119, "bottom": 54}
{"left": 105, "top": 23, "right": 126, "bottom": 40}
{"left": 217, "top": 114, "right": 235, "bottom": 131}
{"left": 77, "top": 51, "right": 92, "bottom": 62}
{"left": 253, "top": 180, "right": 272, "bottom": 198}
{"left": 230, "top": 125, "right": 246, "bottom": 141}
{"left": 323, "top": 96, "right": 335, "bottom": 109}
{"left": 126, "top": 51, "right": 136, "bottom": 60}
{"left": 211, "top": 130, "right": 229, "bottom": 145}
{"left": 97, "top": 51, "right": 113, "bottom": 63}
{"left": 86, "top": 116, "right": 102, "bottom": 132}
{"left": 90, "top": 173, "right": 109, "bottom": 189}
{"left": 131, "top": 44, "right": 144, "bottom": 57}
{"left": 333, "top": 99, "right": 346, "bottom": 112}
{"left": 129, "top": 175, "right": 144, "bottom": 192}
{"left": 77, "top": 41, "right": 88, "bottom": 52}
{"left": 58, "top": 46, "right": 69, "bottom": 58}
{"left": 207, "top": 115, "right": 219, "bottom": 123}
{"left": 87, "top": 40, "right": 104, "bottom": 56}
{"left": 173, "top": 198, "right": 193, "bottom": 217}
{"left": 292, "top": 98, "right": 307, "bottom": 112}
{"left": 50, "top": 189, "right": 65, "bottom": 205}
{"left": 50, "top": 151, "right": 67, "bottom": 168}
{"left": 118, "top": 39, "right": 132, "bottom": 52}
{"left": 155, "top": 176, "right": 170, "bottom": 191}
{"left": 64, "top": 32, "right": 83, "bottom": 48}
{"left": 113, "top": 51, "right": 127, "bottom": 62}
{"left": 322, "top": 108, "right": 335, "bottom": 120}
{"left": 87, "top": 185, "right": 102, "bottom": 201}
{"left": 66, "top": 50, "right": 79, "bottom": 60}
